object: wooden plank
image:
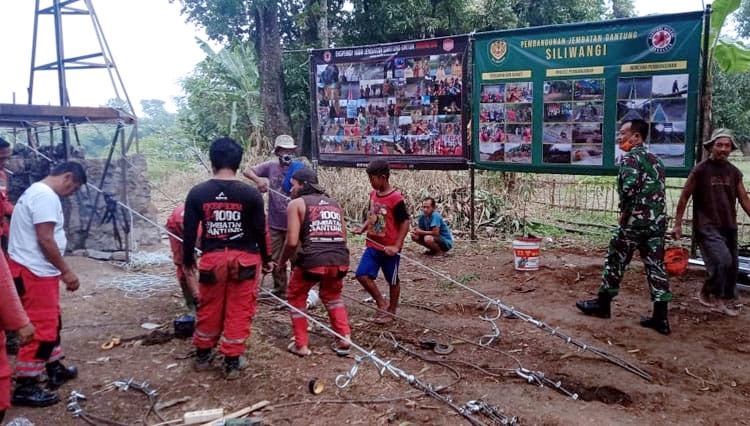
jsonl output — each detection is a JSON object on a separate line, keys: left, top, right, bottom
{"left": 0, "top": 103, "right": 136, "bottom": 126}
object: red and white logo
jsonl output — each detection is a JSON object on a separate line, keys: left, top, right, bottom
{"left": 648, "top": 25, "right": 676, "bottom": 54}
{"left": 442, "top": 38, "right": 454, "bottom": 52}
{"left": 323, "top": 51, "right": 332, "bottom": 62}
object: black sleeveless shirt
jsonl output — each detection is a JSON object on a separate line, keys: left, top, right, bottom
{"left": 296, "top": 193, "right": 350, "bottom": 269}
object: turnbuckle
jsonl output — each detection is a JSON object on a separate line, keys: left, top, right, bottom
{"left": 464, "top": 399, "right": 519, "bottom": 425}
{"left": 335, "top": 353, "right": 372, "bottom": 388}
{"left": 479, "top": 301, "right": 503, "bottom": 346}
{"left": 67, "top": 390, "right": 87, "bottom": 417}
{"left": 113, "top": 378, "right": 158, "bottom": 398}
{"left": 516, "top": 368, "right": 579, "bottom": 400}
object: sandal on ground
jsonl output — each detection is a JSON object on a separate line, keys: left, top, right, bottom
{"left": 331, "top": 342, "right": 351, "bottom": 357}
{"left": 287, "top": 342, "right": 312, "bottom": 357}
{"left": 371, "top": 314, "right": 394, "bottom": 325}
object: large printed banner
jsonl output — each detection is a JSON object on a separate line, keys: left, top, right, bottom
{"left": 473, "top": 12, "right": 703, "bottom": 176}
{"left": 311, "top": 36, "right": 469, "bottom": 169}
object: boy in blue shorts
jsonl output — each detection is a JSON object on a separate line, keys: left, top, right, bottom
{"left": 352, "top": 160, "right": 410, "bottom": 324}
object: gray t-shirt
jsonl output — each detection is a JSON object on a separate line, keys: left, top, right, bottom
{"left": 252, "top": 160, "right": 290, "bottom": 231}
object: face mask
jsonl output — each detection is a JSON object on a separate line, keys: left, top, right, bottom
{"left": 619, "top": 134, "right": 634, "bottom": 152}
{"left": 280, "top": 154, "right": 294, "bottom": 165}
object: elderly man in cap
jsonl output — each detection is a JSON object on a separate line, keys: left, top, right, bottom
{"left": 277, "top": 167, "right": 351, "bottom": 357}
{"left": 672, "top": 128, "right": 750, "bottom": 316}
{"left": 243, "top": 135, "right": 304, "bottom": 299}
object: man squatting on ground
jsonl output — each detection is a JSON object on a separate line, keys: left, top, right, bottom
{"left": 243, "top": 134, "right": 303, "bottom": 299}
{"left": 182, "top": 137, "right": 274, "bottom": 380}
{"left": 577, "top": 118, "right": 672, "bottom": 335}
{"left": 411, "top": 197, "right": 453, "bottom": 255}
{"left": 9, "top": 162, "right": 87, "bottom": 406}
{"left": 353, "top": 159, "right": 410, "bottom": 324}
{"left": 671, "top": 128, "right": 750, "bottom": 316}
{"left": 0, "top": 253, "right": 34, "bottom": 420}
{"left": 278, "top": 167, "right": 352, "bottom": 357}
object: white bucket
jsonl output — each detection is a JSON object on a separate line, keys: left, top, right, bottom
{"left": 513, "top": 237, "right": 542, "bottom": 271}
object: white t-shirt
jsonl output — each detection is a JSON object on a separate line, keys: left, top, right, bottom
{"left": 8, "top": 182, "right": 66, "bottom": 277}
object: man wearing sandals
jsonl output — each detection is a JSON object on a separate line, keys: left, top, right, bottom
{"left": 353, "top": 160, "right": 410, "bottom": 324}
{"left": 671, "top": 128, "right": 750, "bottom": 316}
{"left": 278, "top": 167, "right": 351, "bottom": 357}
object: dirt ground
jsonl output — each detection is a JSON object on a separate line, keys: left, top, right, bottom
{"left": 4, "top": 236, "right": 750, "bottom": 425}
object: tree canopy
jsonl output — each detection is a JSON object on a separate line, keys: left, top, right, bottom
{"left": 170, "top": 0, "right": 632, "bottom": 154}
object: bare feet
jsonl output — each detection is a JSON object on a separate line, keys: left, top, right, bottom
{"left": 717, "top": 301, "right": 739, "bottom": 317}
{"left": 372, "top": 312, "right": 394, "bottom": 324}
{"left": 697, "top": 291, "right": 716, "bottom": 308}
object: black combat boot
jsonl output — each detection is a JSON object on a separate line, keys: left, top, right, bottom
{"left": 45, "top": 361, "right": 78, "bottom": 389}
{"left": 193, "top": 348, "right": 214, "bottom": 371}
{"left": 640, "top": 301, "right": 670, "bottom": 335}
{"left": 12, "top": 377, "right": 60, "bottom": 407}
{"left": 222, "top": 355, "right": 247, "bottom": 380}
{"left": 575, "top": 292, "right": 612, "bottom": 318}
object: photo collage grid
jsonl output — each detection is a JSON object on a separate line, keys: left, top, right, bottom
{"left": 615, "top": 73, "right": 689, "bottom": 167}
{"left": 316, "top": 54, "right": 463, "bottom": 157}
{"left": 478, "top": 74, "right": 689, "bottom": 167}
{"left": 478, "top": 82, "right": 533, "bottom": 163}
{"left": 541, "top": 78, "right": 604, "bottom": 166}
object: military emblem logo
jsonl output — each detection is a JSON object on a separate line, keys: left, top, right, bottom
{"left": 489, "top": 40, "right": 508, "bottom": 63}
{"left": 648, "top": 25, "right": 676, "bottom": 54}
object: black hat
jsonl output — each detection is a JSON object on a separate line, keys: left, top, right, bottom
{"left": 292, "top": 167, "right": 325, "bottom": 193}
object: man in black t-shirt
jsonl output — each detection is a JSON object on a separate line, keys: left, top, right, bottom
{"left": 182, "top": 137, "right": 274, "bottom": 379}
{"left": 672, "top": 128, "right": 750, "bottom": 316}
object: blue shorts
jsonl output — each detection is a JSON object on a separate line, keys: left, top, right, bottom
{"left": 355, "top": 247, "right": 400, "bottom": 286}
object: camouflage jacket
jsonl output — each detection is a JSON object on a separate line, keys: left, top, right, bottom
{"left": 618, "top": 146, "right": 667, "bottom": 230}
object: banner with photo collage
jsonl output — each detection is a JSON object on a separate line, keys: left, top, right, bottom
{"left": 310, "top": 36, "right": 468, "bottom": 169}
{"left": 472, "top": 11, "right": 703, "bottom": 176}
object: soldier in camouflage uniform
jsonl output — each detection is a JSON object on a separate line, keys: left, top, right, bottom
{"left": 576, "top": 118, "right": 672, "bottom": 335}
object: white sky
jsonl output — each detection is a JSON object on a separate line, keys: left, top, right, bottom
{"left": 0, "top": 0, "right": 711, "bottom": 117}
{"left": 0, "top": 0, "right": 209, "bottom": 115}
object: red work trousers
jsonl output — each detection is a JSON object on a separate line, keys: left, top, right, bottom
{"left": 193, "top": 250, "right": 260, "bottom": 357}
{"left": 8, "top": 259, "right": 63, "bottom": 379}
{"left": 0, "top": 331, "right": 9, "bottom": 411}
{"left": 287, "top": 265, "right": 351, "bottom": 347}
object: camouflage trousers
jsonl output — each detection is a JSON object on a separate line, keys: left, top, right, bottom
{"left": 599, "top": 226, "right": 672, "bottom": 302}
